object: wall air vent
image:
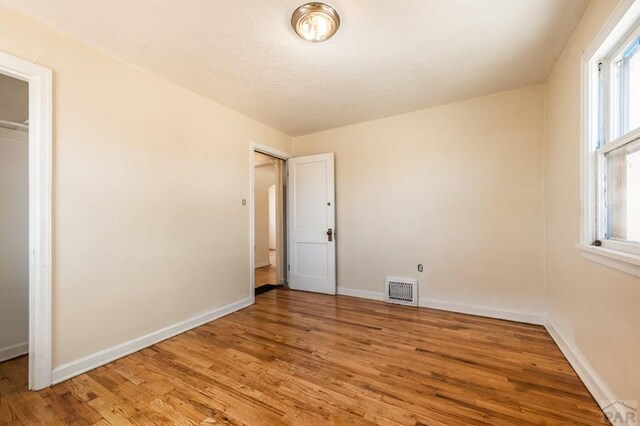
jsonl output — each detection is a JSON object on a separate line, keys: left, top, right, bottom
{"left": 384, "top": 277, "right": 418, "bottom": 307}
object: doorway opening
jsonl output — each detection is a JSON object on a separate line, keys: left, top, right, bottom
{"left": 252, "top": 150, "right": 287, "bottom": 296}
{"left": 249, "top": 145, "right": 336, "bottom": 300}
{"left": 0, "top": 50, "right": 52, "bottom": 390}
{"left": 0, "top": 73, "right": 30, "bottom": 385}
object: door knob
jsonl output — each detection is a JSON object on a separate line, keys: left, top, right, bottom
{"left": 327, "top": 228, "right": 333, "bottom": 242}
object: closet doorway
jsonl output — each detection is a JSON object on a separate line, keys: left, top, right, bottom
{"left": 0, "top": 73, "right": 30, "bottom": 377}
{"left": 0, "top": 50, "right": 52, "bottom": 390}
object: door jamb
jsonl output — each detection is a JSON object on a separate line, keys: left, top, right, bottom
{"left": 249, "top": 142, "right": 291, "bottom": 305}
{"left": 0, "top": 50, "right": 53, "bottom": 390}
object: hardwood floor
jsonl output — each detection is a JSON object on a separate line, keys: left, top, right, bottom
{"left": 255, "top": 249, "right": 277, "bottom": 288}
{"left": 0, "top": 290, "right": 608, "bottom": 425}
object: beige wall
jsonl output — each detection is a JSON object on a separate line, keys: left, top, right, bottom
{"left": 0, "top": 6, "right": 291, "bottom": 367}
{"left": 294, "top": 86, "right": 546, "bottom": 317}
{"left": 0, "top": 127, "right": 29, "bottom": 356}
{"left": 254, "top": 164, "right": 275, "bottom": 266}
{"left": 545, "top": 0, "right": 640, "bottom": 404}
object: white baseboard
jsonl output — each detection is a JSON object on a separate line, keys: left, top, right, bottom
{"left": 337, "top": 287, "right": 384, "bottom": 301}
{"left": 0, "top": 342, "right": 28, "bottom": 362}
{"left": 51, "top": 297, "right": 252, "bottom": 384}
{"left": 419, "top": 298, "right": 547, "bottom": 326}
{"left": 545, "top": 321, "right": 622, "bottom": 417}
{"left": 255, "top": 261, "right": 271, "bottom": 268}
{"left": 336, "top": 287, "right": 545, "bottom": 325}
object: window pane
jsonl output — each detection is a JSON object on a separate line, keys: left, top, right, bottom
{"left": 629, "top": 47, "right": 640, "bottom": 132}
{"left": 612, "top": 39, "right": 640, "bottom": 139}
{"left": 606, "top": 140, "right": 640, "bottom": 243}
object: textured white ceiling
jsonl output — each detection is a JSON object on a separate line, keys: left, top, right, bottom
{"left": 0, "top": 0, "right": 589, "bottom": 136}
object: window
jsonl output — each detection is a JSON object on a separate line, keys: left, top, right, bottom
{"left": 596, "top": 24, "right": 640, "bottom": 251}
{"left": 581, "top": 0, "right": 640, "bottom": 275}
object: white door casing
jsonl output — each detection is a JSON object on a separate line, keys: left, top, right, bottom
{"left": 287, "top": 153, "right": 336, "bottom": 294}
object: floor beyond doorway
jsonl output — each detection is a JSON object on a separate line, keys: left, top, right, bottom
{"left": 255, "top": 249, "right": 276, "bottom": 288}
{"left": 0, "top": 290, "right": 606, "bottom": 424}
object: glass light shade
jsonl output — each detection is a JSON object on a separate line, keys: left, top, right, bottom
{"left": 292, "top": 3, "right": 340, "bottom": 42}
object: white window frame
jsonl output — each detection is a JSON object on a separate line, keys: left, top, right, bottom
{"left": 580, "top": 0, "right": 640, "bottom": 278}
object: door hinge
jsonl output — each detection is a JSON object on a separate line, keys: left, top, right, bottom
{"left": 288, "top": 264, "right": 290, "bottom": 271}
{"left": 598, "top": 62, "right": 603, "bottom": 72}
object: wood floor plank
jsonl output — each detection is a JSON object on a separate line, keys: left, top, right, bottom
{"left": 0, "top": 289, "right": 608, "bottom": 425}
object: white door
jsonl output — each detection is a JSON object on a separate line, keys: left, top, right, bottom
{"left": 287, "top": 153, "right": 336, "bottom": 294}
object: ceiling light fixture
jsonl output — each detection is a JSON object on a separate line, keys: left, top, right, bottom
{"left": 291, "top": 2, "right": 340, "bottom": 43}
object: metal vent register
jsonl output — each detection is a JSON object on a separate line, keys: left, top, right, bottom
{"left": 384, "top": 277, "right": 418, "bottom": 307}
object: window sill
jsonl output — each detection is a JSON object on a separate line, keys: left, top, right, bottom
{"left": 577, "top": 244, "right": 640, "bottom": 278}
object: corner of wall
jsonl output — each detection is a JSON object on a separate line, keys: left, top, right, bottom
{"left": 541, "top": 80, "right": 550, "bottom": 322}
